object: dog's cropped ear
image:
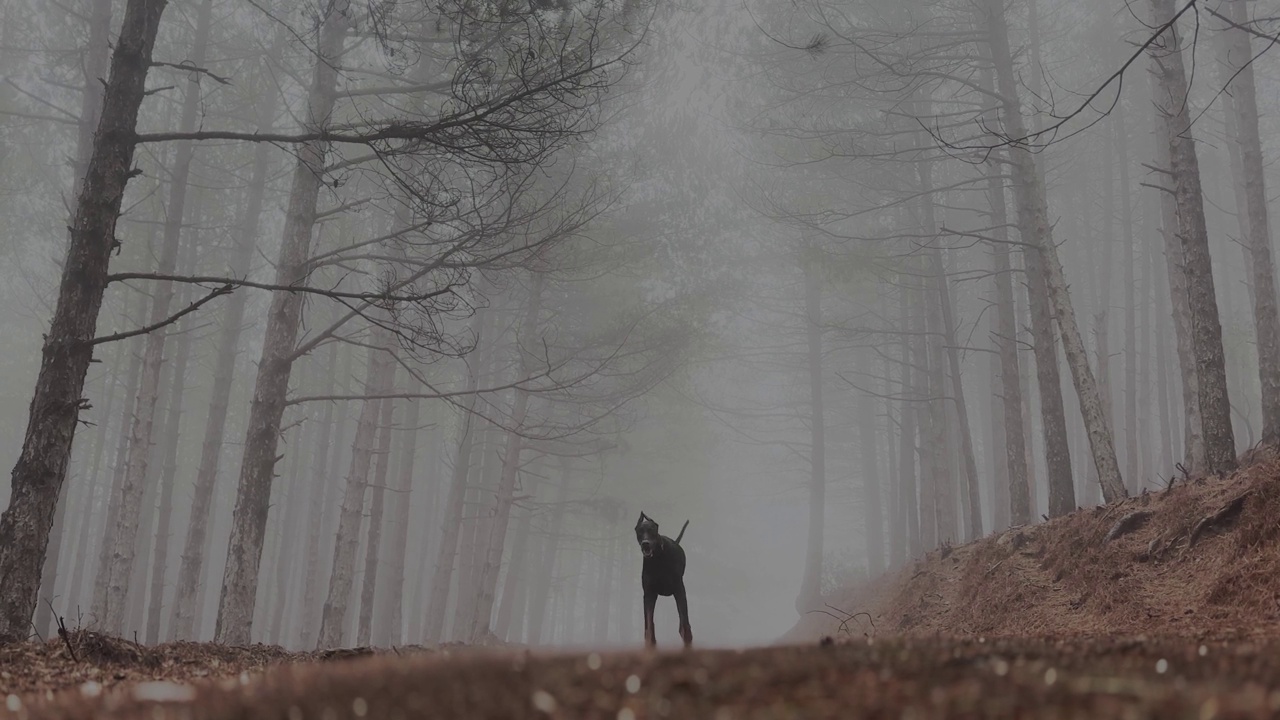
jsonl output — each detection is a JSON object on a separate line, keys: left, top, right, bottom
{"left": 636, "top": 512, "right": 647, "bottom": 527}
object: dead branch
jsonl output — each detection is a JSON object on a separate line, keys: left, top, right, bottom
{"left": 90, "top": 284, "right": 233, "bottom": 345}
{"left": 1186, "top": 492, "right": 1251, "bottom": 550}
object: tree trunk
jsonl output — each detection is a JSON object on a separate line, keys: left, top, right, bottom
{"left": 170, "top": 29, "right": 282, "bottom": 643}
{"left": 102, "top": 0, "right": 213, "bottom": 633}
{"left": 1148, "top": 0, "right": 1236, "bottom": 476}
{"left": 379, "top": 389, "right": 421, "bottom": 647}
{"left": 1117, "top": 105, "right": 1141, "bottom": 493}
{"left": 144, "top": 236, "right": 199, "bottom": 644}
{"left": 422, "top": 311, "right": 489, "bottom": 643}
{"left": 797, "top": 257, "right": 826, "bottom": 612}
{"left": 1219, "top": 0, "right": 1280, "bottom": 446}
{"left": 0, "top": 0, "right": 168, "bottom": 641}
{"left": 856, "top": 380, "right": 885, "bottom": 574}
{"left": 984, "top": 153, "right": 1029, "bottom": 529}
{"left": 317, "top": 339, "right": 395, "bottom": 650}
{"left": 357, "top": 390, "right": 397, "bottom": 646}
{"left": 91, "top": 284, "right": 152, "bottom": 624}
{"left": 471, "top": 273, "right": 544, "bottom": 642}
{"left": 526, "top": 459, "right": 572, "bottom": 645}
{"left": 985, "top": 0, "right": 1126, "bottom": 505}
{"left": 494, "top": 460, "right": 541, "bottom": 641}
{"left": 215, "top": 3, "right": 350, "bottom": 646}
{"left": 897, "top": 278, "right": 921, "bottom": 557}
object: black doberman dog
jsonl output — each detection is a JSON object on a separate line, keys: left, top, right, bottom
{"left": 634, "top": 512, "right": 691, "bottom": 648}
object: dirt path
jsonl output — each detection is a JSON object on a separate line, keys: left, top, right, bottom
{"left": 7, "top": 636, "right": 1280, "bottom": 719}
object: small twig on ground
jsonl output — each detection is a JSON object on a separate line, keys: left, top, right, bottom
{"left": 986, "top": 559, "right": 1006, "bottom": 575}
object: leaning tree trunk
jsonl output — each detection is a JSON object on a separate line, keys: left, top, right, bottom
{"left": 1148, "top": 0, "right": 1237, "bottom": 476}
{"left": 317, "top": 341, "right": 395, "bottom": 650}
{"left": 357, "top": 390, "right": 397, "bottom": 647}
{"left": 470, "top": 272, "right": 545, "bottom": 642}
{"left": 796, "top": 257, "right": 826, "bottom": 613}
{"left": 101, "top": 0, "right": 213, "bottom": 633}
{"left": 170, "top": 29, "right": 281, "bottom": 642}
{"left": 1219, "top": 0, "right": 1280, "bottom": 446}
{"left": 0, "top": 0, "right": 168, "bottom": 641}
{"left": 215, "top": 3, "right": 349, "bottom": 646}
{"left": 985, "top": 0, "right": 1126, "bottom": 505}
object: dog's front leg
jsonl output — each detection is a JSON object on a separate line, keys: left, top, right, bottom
{"left": 643, "top": 592, "right": 657, "bottom": 648}
{"left": 674, "top": 584, "right": 692, "bottom": 648}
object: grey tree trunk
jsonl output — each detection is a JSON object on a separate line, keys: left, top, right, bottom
{"left": 0, "top": 0, "right": 168, "bottom": 641}
{"left": 70, "top": 0, "right": 113, "bottom": 200}
{"left": 1218, "top": 0, "right": 1280, "bottom": 446}
{"left": 986, "top": 153, "right": 1028, "bottom": 529}
{"left": 1148, "top": 0, "right": 1237, "bottom": 476}
{"left": 298, "top": 309, "right": 345, "bottom": 649}
{"left": 495, "top": 458, "right": 542, "bottom": 640}
{"left": 91, "top": 283, "right": 152, "bottom": 624}
{"left": 897, "top": 277, "right": 921, "bottom": 557}
{"left": 985, "top": 0, "right": 1126, "bottom": 505}
{"left": 215, "top": 3, "right": 350, "bottom": 645}
{"left": 379, "top": 389, "right": 422, "bottom": 647}
{"left": 170, "top": 29, "right": 281, "bottom": 642}
{"left": 318, "top": 340, "right": 395, "bottom": 650}
{"left": 422, "top": 311, "right": 489, "bottom": 643}
{"left": 145, "top": 236, "right": 200, "bottom": 644}
{"left": 101, "top": 0, "right": 214, "bottom": 633}
{"left": 797, "top": 257, "right": 826, "bottom": 612}
{"left": 856, "top": 380, "right": 885, "bottom": 574}
{"left": 357, "top": 390, "right": 397, "bottom": 646}
{"left": 471, "top": 272, "right": 545, "bottom": 641}
{"left": 526, "top": 459, "right": 572, "bottom": 645}
{"left": 1117, "top": 106, "right": 1141, "bottom": 492}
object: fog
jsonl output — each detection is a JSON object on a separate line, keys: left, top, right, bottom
{"left": 0, "top": 0, "right": 1276, "bottom": 650}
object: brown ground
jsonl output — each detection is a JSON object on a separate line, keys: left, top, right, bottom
{"left": 9, "top": 454, "right": 1280, "bottom": 719}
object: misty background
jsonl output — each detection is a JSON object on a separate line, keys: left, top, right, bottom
{"left": 0, "top": 0, "right": 1276, "bottom": 650}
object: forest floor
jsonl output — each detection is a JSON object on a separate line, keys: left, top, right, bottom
{"left": 9, "top": 452, "right": 1280, "bottom": 719}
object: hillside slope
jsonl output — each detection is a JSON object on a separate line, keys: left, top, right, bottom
{"left": 790, "top": 450, "right": 1280, "bottom": 642}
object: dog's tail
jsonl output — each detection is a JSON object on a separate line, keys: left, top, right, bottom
{"left": 675, "top": 520, "right": 689, "bottom": 545}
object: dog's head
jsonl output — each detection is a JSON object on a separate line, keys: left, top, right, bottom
{"left": 635, "top": 512, "right": 661, "bottom": 558}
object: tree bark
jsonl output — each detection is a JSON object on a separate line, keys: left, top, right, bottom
{"left": 0, "top": 0, "right": 168, "bottom": 641}
{"left": 1148, "top": 0, "right": 1237, "bottom": 476}
{"left": 471, "top": 272, "right": 544, "bottom": 641}
{"left": 985, "top": 0, "right": 1126, "bottom": 505}
{"left": 170, "top": 29, "right": 282, "bottom": 642}
{"left": 215, "top": 2, "right": 350, "bottom": 645}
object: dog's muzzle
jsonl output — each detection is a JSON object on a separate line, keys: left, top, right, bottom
{"left": 641, "top": 541, "right": 653, "bottom": 557}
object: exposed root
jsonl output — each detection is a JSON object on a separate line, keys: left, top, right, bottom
{"left": 1103, "top": 510, "right": 1154, "bottom": 545}
{"left": 1186, "top": 492, "right": 1251, "bottom": 551}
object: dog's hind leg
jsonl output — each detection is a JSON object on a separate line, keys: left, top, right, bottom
{"left": 674, "top": 585, "right": 692, "bottom": 648}
{"left": 643, "top": 591, "right": 657, "bottom": 648}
